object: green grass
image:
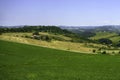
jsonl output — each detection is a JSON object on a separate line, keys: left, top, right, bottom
{"left": 90, "top": 32, "right": 120, "bottom": 43}
{"left": 110, "top": 36, "right": 120, "bottom": 43}
{"left": 90, "top": 32, "right": 117, "bottom": 40}
{"left": 1, "top": 40, "right": 120, "bottom": 80}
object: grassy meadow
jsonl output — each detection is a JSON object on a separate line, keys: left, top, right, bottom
{"left": 1, "top": 40, "right": 120, "bottom": 80}
{"left": 90, "top": 32, "right": 120, "bottom": 43}
{"left": 0, "top": 32, "right": 120, "bottom": 54}
{"left": 90, "top": 32, "right": 117, "bottom": 40}
{"left": 0, "top": 32, "right": 95, "bottom": 53}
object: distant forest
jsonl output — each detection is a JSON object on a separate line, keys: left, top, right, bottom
{"left": 0, "top": 26, "right": 73, "bottom": 35}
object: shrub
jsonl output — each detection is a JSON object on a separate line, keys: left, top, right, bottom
{"left": 102, "top": 51, "right": 107, "bottom": 54}
{"left": 52, "top": 36, "right": 64, "bottom": 41}
{"left": 34, "top": 35, "right": 41, "bottom": 40}
{"left": 0, "top": 32, "right": 2, "bottom": 35}
{"left": 118, "top": 51, "right": 120, "bottom": 54}
{"left": 98, "top": 48, "right": 102, "bottom": 51}
{"left": 98, "top": 38, "right": 112, "bottom": 45}
{"left": 41, "top": 35, "right": 51, "bottom": 41}
{"left": 44, "top": 35, "right": 51, "bottom": 41}
{"left": 92, "top": 49, "right": 96, "bottom": 53}
{"left": 112, "top": 51, "right": 115, "bottom": 54}
{"left": 25, "top": 35, "right": 30, "bottom": 38}
{"left": 33, "top": 31, "right": 39, "bottom": 35}
{"left": 116, "top": 43, "right": 120, "bottom": 47}
{"left": 15, "top": 35, "right": 19, "bottom": 37}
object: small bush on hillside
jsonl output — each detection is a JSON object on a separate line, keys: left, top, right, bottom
{"left": 25, "top": 35, "right": 30, "bottom": 38}
{"left": 98, "top": 48, "right": 102, "bottom": 51}
{"left": 116, "top": 43, "right": 120, "bottom": 47}
{"left": 0, "top": 32, "right": 2, "bottom": 35}
{"left": 112, "top": 51, "right": 115, "bottom": 54}
{"left": 45, "top": 35, "right": 51, "bottom": 42}
{"left": 118, "top": 51, "right": 120, "bottom": 54}
{"left": 92, "top": 49, "right": 96, "bottom": 53}
{"left": 98, "top": 38, "right": 112, "bottom": 45}
{"left": 15, "top": 35, "right": 19, "bottom": 37}
{"left": 52, "top": 36, "right": 65, "bottom": 41}
{"left": 21, "top": 36, "right": 24, "bottom": 37}
{"left": 41, "top": 35, "right": 51, "bottom": 42}
{"left": 33, "top": 31, "right": 39, "bottom": 35}
{"left": 102, "top": 51, "right": 107, "bottom": 54}
{"left": 34, "top": 35, "right": 41, "bottom": 40}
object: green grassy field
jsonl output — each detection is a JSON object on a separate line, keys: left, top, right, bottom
{"left": 90, "top": 32, "right": 118, "bottom": 40}
{"left": 90, "top": 32, "right": 120, "bottom": 43}
{"left": 0, "top": 33, "right": 95, "bottom": 53}
{"left": 1, "top": 40, "right": 120, "bottom": 80}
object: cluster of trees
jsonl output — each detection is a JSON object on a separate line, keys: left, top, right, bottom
{"left": 79, "top": 31, "right": 96, "bottom": 38}
{"left": 92, "top": 49, "right": 107, "bottom": 54}
{"left": 23, "top": 31, "right": 52, "bottom": 41}
{"left": 72, "top": 29, "right": 96, "bottom": 38}
{"left": 116, "top": 42, "right": 120, "bottom": 47}
{"left": 26, "top": 31, "right": 51, "bottom": 41}
{"left": 98, "top": 38, "right": 112, "bottom": 45}
{"left": 31, "top": 31, "right": 74, "bottom": 42}
{"left": 33, "top": 35, "right": 51, "bottom": 42}
{"left": 0, "top": 26, "right": 73, "bottom": 35}
{"left": 97, "top": 38, "right": 120, "bottom": 47}
{"left": 93, "top": 49, "right": 120, "bottom": 55}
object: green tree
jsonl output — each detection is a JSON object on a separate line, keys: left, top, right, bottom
{"left": 102, "top": 51, "right": 107, "bottom": 54}
{"left": 92, "top": 49, "right": 96, "bottom": 53}
{"left": 98, "top": 38, "right": 112, "bottom": 45}
{"left": 33, "top": 31, "right": 39, "bottom": 35}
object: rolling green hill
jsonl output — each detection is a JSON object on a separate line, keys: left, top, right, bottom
{"left": 66, "top": 26, "right": 120, "bottom": 44}
{"left": 90, "top": 32, "right": 117, "bottom": 40}
{"left": 1, "top": 40, "right": 120, "bottom": 80}
{"left": 0, "top": 32, "right": 94, "bottom": 53}
{"left": 90, "top": 32, "right": 120, "bottom": 43}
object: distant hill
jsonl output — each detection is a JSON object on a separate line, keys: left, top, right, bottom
{"left": 61, "top": 25, "right": 120, "bottom": 37}
{"left": 60, "top": 25, "right": 120, "bottom": 45}
{"left": 60, "top": 25, "right": 120, "bottom": 32}
{"left": 1, "top": 25, "right": 120, "bottom": 45}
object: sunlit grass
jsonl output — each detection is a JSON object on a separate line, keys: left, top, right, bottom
{"left": 0, "top": 33, "right": 94, "bottom": 53}
{"left": 1, "top": 40, "right": 120, "bottom": 80}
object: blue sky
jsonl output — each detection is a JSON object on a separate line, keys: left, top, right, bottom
{"left": 0, "top": 0, "right": 120, "bottom": 26}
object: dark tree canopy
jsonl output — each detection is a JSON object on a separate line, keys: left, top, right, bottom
{"left": 98, "top": 38, "right": 112, "bottom": 45}
{"left": 0, "top": 26, "right": 73, "bottom": 35}
{"left": 33, "top": 31, "right": 39, "bottom": 35}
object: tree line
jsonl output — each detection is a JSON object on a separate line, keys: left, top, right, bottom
{"left": 0, "top": 26, "right": 73, "bottom": 35}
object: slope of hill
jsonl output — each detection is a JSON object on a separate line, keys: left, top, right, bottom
{"left": 0, "top": 25, "right": 91, "bottom": 43}
{"left": 0, "top": 25, "right": 120, "bottom": 53}
{"left": 90, "top": 31, "right": 120, "bottom": 44}
{"left": 0, "top": 32, "right": 95, "bottom": 53}
{"left": 65, "top": 25, "right": 120, "bottom": 44}
{"left": 65, "top": 25, "right": 120, "bottom": 37}
{"left": 90, "top": 32, "right": 118, "bottom": 40}
{"left": 1, "top": 40, "right": 120, "bottom": 80}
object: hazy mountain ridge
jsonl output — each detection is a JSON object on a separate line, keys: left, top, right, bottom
{"left": 60, "top": 25, "right": 120, "bottom": 34}
{"left": 59, "top": 25, "right": 120, "bottom": 30}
